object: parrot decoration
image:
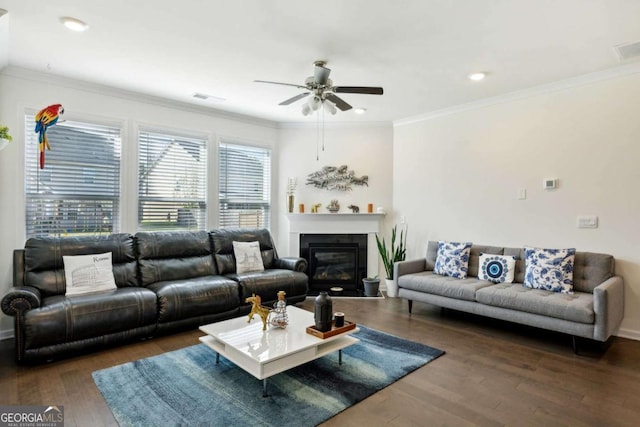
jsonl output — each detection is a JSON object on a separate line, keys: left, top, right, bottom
{"left": 34, "top": 104, "right": 64, "bottom": 169}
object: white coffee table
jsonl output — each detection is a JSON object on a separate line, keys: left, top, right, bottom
{"left": 199, "top": 306, "right": 359, "bottom": 396}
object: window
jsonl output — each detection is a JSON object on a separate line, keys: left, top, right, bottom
{"left": 218, "top": 141, "right": 271, "bottom": 229}
{"left": 138, "top": 130, "right": 207, "bottom": 231}
{"left": 24, "top": 116, "right": 121, "bottom": 237}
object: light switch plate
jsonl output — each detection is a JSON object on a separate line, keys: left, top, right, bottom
{"left": 577, "top": 215, "right": 598, "bottom": 228}
{"left": 517, "top": 188, "right": 526, "bottom": 200}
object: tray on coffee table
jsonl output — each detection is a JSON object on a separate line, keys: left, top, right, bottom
{"left": 306, "top": 320, "right": 356, "bottom": 339}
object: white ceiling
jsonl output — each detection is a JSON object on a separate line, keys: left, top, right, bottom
{"left": 1, "top": 0, "right": 639, "bottom": 124}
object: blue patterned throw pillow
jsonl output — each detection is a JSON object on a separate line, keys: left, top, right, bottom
{"left": 478, "top": 253, "right": 516, "bottom": 284}
{"left": 524, "top": 247, "right": 576, "bottom": 293}
{"left": 434, "top": 241, "right": 472, "bottom": 279}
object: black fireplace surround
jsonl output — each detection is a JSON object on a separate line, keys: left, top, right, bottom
{"left": 300, "top": 233, "right": 367, "bottom": 296}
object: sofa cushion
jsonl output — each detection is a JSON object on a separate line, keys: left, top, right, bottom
{"left": 397, "top": 271, "right": 495, "bottom": 302}
{"left": 147, "top": 276, "right": 240, "bottom": 323}
{"left": 23, "top": 287, "right": 157, "bottom": 349}
{"left": 229, "top": 269, "right": 308, "bottom": 303}
{"left": 524, "top": 247, "right": 576, "bottom": 294}
{"left": 478, "top": 253, "right": 516, "bottom": 284}
{"left": 503, "top": 247, "right": 526, "bottom": 283}
{"left": 24, "top": 234, "right": 138, "bottom": 297}
{"left": 434, "top": 241, "right": 472, "bottom": 279}
{"left": 136, "top": 231, "right": 217, "bottom": 286}
{"left": 476, "top": 283, "right": 594, "bottom": 324}
{"left": 572, "top": 252, "right": 615, "bottom": 293}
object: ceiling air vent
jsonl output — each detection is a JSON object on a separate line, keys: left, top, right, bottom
{"left": 614, "top": 41, "right": 640, "bottom": 61}
{"left": 193, "top": 93, "right": 225, "bottom": 102}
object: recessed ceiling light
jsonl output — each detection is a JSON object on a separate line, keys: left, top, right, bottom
{"left": 60, "top": 17, "right": 89, "bottom": 32}
{"left": 468, "top": 72, "right": 486, "bottom": 81}
{"left": 354, "top": 108, "right": 367, "bottom": 115}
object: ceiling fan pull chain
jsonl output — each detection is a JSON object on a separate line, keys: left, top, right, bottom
{"left": 322, "top": 105, "right": 325, "bottom": 152}
{"left": 316, "top": 109, "right": 320, "bottom": 161}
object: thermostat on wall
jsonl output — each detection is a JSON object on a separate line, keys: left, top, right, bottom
{"left": 543, "top": 178, "right": 558, "bottom": 190}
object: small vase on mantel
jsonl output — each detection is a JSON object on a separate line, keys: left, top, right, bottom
{"left": 314, "top": 291, "right": 333, "bottom": 332}
{"left": 286, "top": 177, "right": 297, "bottom": 213}
{"left": 287, "top": 194, "right": 294, "bottom": 213}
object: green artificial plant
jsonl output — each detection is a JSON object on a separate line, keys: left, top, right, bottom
{"left": 0, "top": 125, "right": 13, "bottom": 141}
{"left": 375, "top": 224, "right": 407, "bottom": 280}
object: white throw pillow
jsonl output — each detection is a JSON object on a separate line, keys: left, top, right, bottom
{"left": 433, "top": 241, "right": 472, "bottom": 279}
{"left": 478, "top": 253, "right": 516, "bottom": 284}
{"left": 232, "top": 241, "right": 265, "bottom": 274}
{"left": 63, "top": 252, "right": 117, "bottom": 296}
{"left": 523, "top": 247, "right": 575, "bottom": 294}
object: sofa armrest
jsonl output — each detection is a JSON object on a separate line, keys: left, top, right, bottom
{"left": 395, "top": 258, "right": 427, "bottom": 279}
{"left": 1, "top": 286, "right": 42, "bottom": 316}
{"left": 592, "top": 275, "right": 624, "bottom": 341}
{"left": 274, "top": 257, "right": 308, "bottom": 273}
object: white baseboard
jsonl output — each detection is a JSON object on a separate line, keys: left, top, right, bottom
{"left": 0, "top": 328, "right": 13, "bottom": 341}
{"left": 616, "top": 328, "right": 640, "bottom": 341}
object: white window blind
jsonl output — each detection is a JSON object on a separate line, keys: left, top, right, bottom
{"left": 138, "top": 130, "right": 207, "bottom": 231}
{"left": 218, "top": 141, "right": 271, "bottom": 229}
{"left": 24, "top": 115, "right": 121, "bottom": 237}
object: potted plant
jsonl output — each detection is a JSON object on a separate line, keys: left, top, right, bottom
{"left": 362, "top": 276, "right": 380, "bottom": 297}
{"left": 0, "top": 125, "right": 12, "bottom": 151}
{"left": 375, "top": 224, "right": 407, "bottom": 297}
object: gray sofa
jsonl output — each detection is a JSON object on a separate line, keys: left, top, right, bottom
{"left": 1, "top": 228, "right": 308, "bottom": 362}
{"left": 396, "top": 241, "right": 624, "bottom": 350}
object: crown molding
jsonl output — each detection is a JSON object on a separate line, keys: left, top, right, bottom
{"left": 393, "top": 61, "right": 640, "bottom": 127}
{"left": 0, "top": 66, "right": 279, "bottom": 129}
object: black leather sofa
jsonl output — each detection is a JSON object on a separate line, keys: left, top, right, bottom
{"left": 1, "top": 229, "right": 308, "bottom": 362}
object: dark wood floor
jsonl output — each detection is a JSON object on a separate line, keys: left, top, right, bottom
{"left": 2, "top": 296, "right": 640, "bottom": 426}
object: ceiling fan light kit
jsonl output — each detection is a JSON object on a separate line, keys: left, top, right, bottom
{"left": 256, "top": 60, "right": 383, "bottom": 160}
{"left": 324, "top": 100, "right": 337, "bottom": 115}
{"left": 255, "top": 60, "right": 383, "bottom": 116}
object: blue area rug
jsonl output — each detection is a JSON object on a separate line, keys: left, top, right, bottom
{"left": 93, "top": 326, "right": 444, "bottom": 427}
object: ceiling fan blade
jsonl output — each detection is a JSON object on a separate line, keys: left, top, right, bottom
{"left": 325, "top": 93, "right": 352, "bottom": 111}
{"left": 279, "top": 92, "right": 310, "bottom": 106}
{"left": 254, "top": 80, "right": 308, "bottom": 90}
{"left": 334, "top": 86, "right": 384, "bottom": 95}
{"left": 314, "top": 65, "right": 331, "bottom": 86}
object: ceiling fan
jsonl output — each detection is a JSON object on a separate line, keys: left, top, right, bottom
{"left": 255, "top": 60, "right": 383, "bottom": 115}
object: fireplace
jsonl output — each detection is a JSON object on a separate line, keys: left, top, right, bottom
{"left": 300, "top": 233, "right": 367, "bottom": 296}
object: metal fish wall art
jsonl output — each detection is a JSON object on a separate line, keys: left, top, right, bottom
{"left": 305, "top": 165, "right": 368, "bottom": 191}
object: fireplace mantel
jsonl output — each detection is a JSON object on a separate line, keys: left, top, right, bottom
{"left": 286, "top": 213, "right": 385, "bottom": 278}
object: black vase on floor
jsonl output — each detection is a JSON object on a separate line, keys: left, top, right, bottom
{"left": 314, "top": 291, "right": 333, "bottom": 332}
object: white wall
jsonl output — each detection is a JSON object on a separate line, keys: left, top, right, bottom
{"left": 276, "top": 123, "right": 394, "bottom": 261}
{"left": 393, "top": 72, "right": 640, "bottom": 339}
{"left": 0, "top": 11, "right": 8, "bottom": 69}
{"left": 0, "top": 68, "right": 278, "bottom": 337}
